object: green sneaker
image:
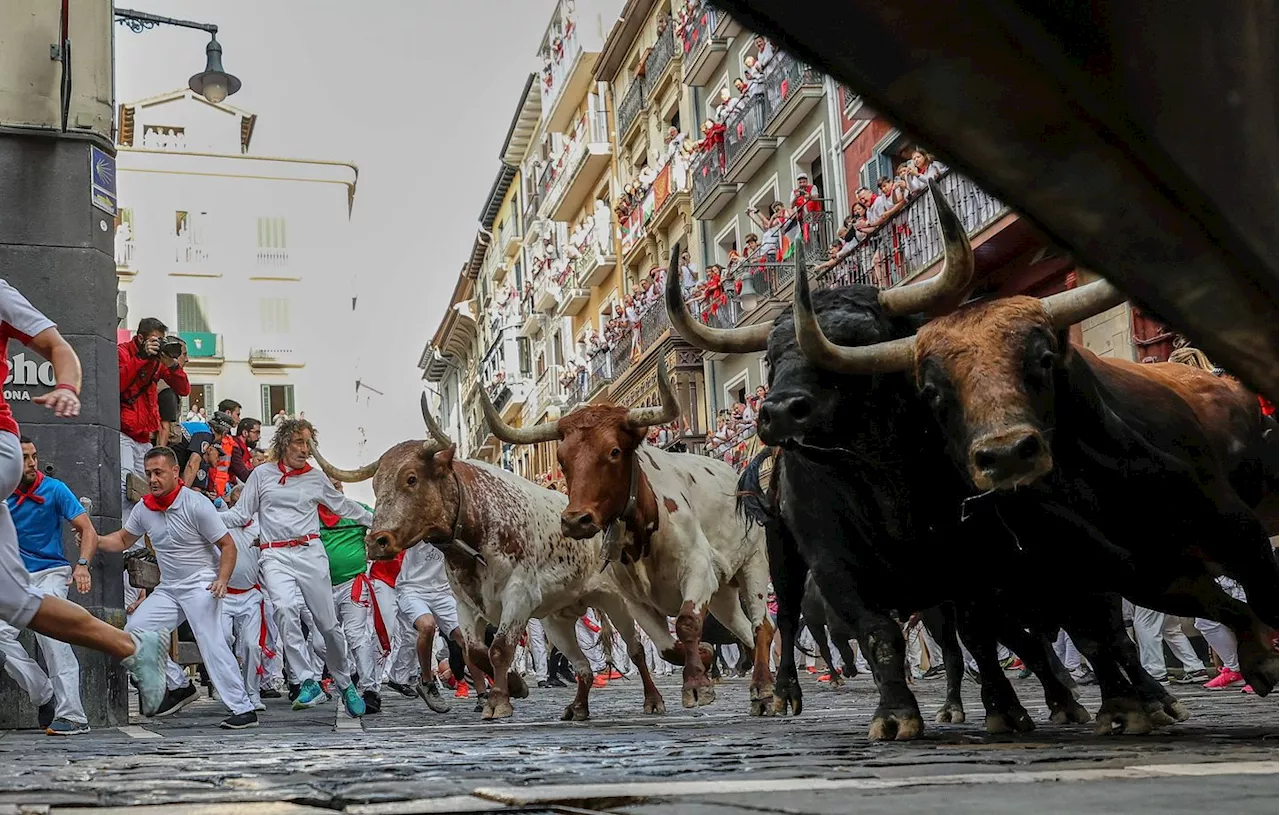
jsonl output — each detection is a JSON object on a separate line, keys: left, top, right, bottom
{"left": 340, "top": 684, "right": 366, "bottom": 717}
{"left": 292, "top": 679, "right": 327, "bottom": 710}
{"left": 122, "top": 630, "right": 168, "bottom": 717}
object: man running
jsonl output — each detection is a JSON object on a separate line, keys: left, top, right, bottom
{"left": 98, "top": 447, "right": 258, "bottom": 729}
{"left": 397, "top": 541, "right": 465, "bottom": 713}
{"left": 220, "top": 419, "right": 372, "bottom": 717}
{"left": 0, "top": 279, "right": 168, "bottom": 717}
{"left": 220, "top": 485, "right": 283, "bottom": 711}
{"left": 319, "top": 480, "right": 382, "bottom": 713}
{"left": 0, "top": 436, "right": 98, "bottom": 735}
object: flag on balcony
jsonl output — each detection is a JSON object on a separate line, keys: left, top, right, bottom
{"left": 778, "top": 218, "right": 803, "bottom": 262}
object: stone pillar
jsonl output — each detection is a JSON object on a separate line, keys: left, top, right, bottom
{"left": 0, "top": 0, "right": 127, "bottom": 728}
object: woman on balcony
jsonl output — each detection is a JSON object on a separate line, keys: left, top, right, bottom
{"left": 903, "top": 148, "right": 949, "bottom": 193}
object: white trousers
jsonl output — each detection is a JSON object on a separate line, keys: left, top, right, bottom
{"left": 1195, "top": 577, "right": 1247, "bottom": 672}
{"left": 1054, "top": 629, "right": 1083, "bottom": 671}
{"left": 0, "top": 432, "right": 39, "bottom": 629}
{"left": 526, "top": 618, "right": 548, "bottom": 681}
{"left": 119, "top": 434, "right": 151, "bottom": 520}
{"left": 641, "top": 626, "right": 669, "bottom": 675}
{"left": 575, "top": 612, "right": 606, "bottom": 673}
{"left": 125, "top": 572, "right": 254, "bottom": 715}
{"left": 259, "top": 543, "right": 351, "bottom": 688}
{"left": 333, "top": 577, "right": 378, "bottom": 693}
{"left": 0, "top": 565, "right": 87, "bottom": 723}
{"left": 220, "top": 587, "right": 278, "bottom": 706}
{"left": 1131, "top": 604, "right": 1205, "bottom": 678}
{"left": 373, "top": 579, "right": 416, "bottom": 685}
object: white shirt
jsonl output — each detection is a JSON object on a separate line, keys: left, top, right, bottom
{"left": 227, "top": 515, "right": 261, "bottom": 590}
{"left": 124, "top": 487, "right": 229, "bottom": 583}
{"left": 220, "top": 463, "right": 373, "bottom": 545}
{"left": 399, "top": 542, "right": 449, "bottom": 593}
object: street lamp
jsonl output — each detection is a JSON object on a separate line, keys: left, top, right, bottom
{"left": 114, "top": 8, "right": 241, "bottom": 104}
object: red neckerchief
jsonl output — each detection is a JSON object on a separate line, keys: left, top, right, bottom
{"left": 277, "top": 461, "right": 312, "bottom": 484}
{"left": 318, "top": 505, "right": 341, "bottom": 528}
{"left": 143, "top": 484, "right": 183, "bottom": 512}
{"left": 11, "top": 473, "right": 46, "bottom": 507}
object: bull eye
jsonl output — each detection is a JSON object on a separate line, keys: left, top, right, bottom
{"left": 919, "top": 382, "right": 941, "bottom": 408}
{"left": 406, "top": 474, "right": 418, "bottom": 486}
{"left": 610, "top": 447, "right": 622, "bottom": 459}
{"left": 1039, "top": 350, "right": 1056, "bottom": 370}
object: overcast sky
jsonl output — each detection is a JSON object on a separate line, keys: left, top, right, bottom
{"left": 115, "top": 0, "right": 557, "bottom": 465}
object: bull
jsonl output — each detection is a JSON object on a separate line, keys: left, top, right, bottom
{"left": 310, "top": 398, "right": 668, "bottom": 721}
{"left": 666, "top": 181, "right": 1182, "bottom": 738}
{"left": 477, "top": 358, "right": 776, "bottom": 714}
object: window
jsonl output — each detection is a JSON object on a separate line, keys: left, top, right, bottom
{"left": 517, "top": 336, "right": 532, "bottom": 377}
{"left": 552, "top": 330, "right": 565, "bottom": 367}
{"left": 142, "top": 125, "right": 185, "bottom": 149}
{"left": 114, "top": 208, "right": 136, "bottom": 269}
{"left": 714, "top": 219, "right": 739, "bottom": 264}
{"left": 260, "top": 384, "right": 296, "bottom": 421}
{"left": 181, "top": 383, "right": 215, "bottom": 416}
{"left": 859, "top": 154, "right": 894, "bottom": 192}
{"left": 259, "top": 298, "right": 291, "bottom": 334}
{"left": 174, "top": 210, "right": 211, "bottom": 264}
{"left": 176, "top": 293, "right": 211, "bottom": 333}
{"left": 723, "top": 371, "right": 749, "bottom": 412}
{"left": 116, "top": 290, "right": 128, "bottom": 331}
{"left": 257, "top": 217, "right": 288, "bottom": 267}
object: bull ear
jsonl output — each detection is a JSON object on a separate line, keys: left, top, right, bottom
{"left": 431, "top": 444, "right": 456, "bottom": 469}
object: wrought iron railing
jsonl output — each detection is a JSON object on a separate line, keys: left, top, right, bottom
{"left": 679, "top": 2, "right": 717, "bottom": 60}
{"left": 690, "top": 142, "right": 728, "bottom": 210}
{"left": 643, "top": 27, "right": 677, "bottom": 98}
{"left": 542, "top": 28, "right": 583, "bottom": 114}
{"left": 572, "top": 350, "right": 616, "bottom": 405}
{"left": 617, "top": 80, "right": 645, "bottom": 139}
{"left": 723, "top": 94, "right": 770, "bottom": 169}
{"left": 762, "top": 51, "right": 823, "bottom": 115}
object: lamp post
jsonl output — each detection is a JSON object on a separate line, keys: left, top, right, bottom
{"left": 114, "top": 8, "right": 242, "bottom": 104}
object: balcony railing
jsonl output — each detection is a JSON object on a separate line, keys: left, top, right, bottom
{"left": 643, "top": 27, "right": 677, "bottom": 98}
{"left": 526, "top": 364, "right": 566, "bottom": 422}
{"left": 572, "top": 350, "right": 616, "bottom": 405}
{"left": 115, "top": 238, "right": 137, "bottom": 270}
{"left": 256, "top": 248, "right": 289, "bottom": 268}
{"left": 523, "top": 185, "right": 543, "bottom": 231}
{"left": 544, "top": 109, "right": 610, "bottom": 214}
{"left": 680, "top": 2, "right": 717, "bottom": 60}
{"left": 617, "top": 80, "right": 645, "bottom": 140}
{"left": 723, "top": 94, "right": 770, "bottom": 169}
{"left": 690, "top": 142, "right": 728, "bottom": 210}
{"left": 248, "top": 348, "right": 299, "bottom": 368}
{"left": 761, "top": 52, "right": 823, "bottom": 115}
{"left": 542, "top": 27, "right": 584, "bottom": 116}
{"left": 607, "top": 299, "right": 673, "bottom": 381}
{"left": 174, "top": 242, "right": 210, "bottom": 266}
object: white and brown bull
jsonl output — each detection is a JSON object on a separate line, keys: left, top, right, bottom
{"left": 311, "top": 399, "right": 668, "bottom": 721}
{"left": 479, "top": 357, "right": 776, "bottom": 714}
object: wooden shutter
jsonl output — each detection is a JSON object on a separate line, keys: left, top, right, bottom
{"left": 176, "top": 293, "right": 210, "bottom": 333}
{"left": 284, "top": 385, "right": 296, "bottom": 417}
{"left": 517, "top": 337, "right": 532, "bottom": 377}
{"left": 261, "top": 385, "right": 271, "bottom": 423}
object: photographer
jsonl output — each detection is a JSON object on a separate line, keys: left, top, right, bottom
{"left": 118, "top": 319, "right": 190, "bottom": 515}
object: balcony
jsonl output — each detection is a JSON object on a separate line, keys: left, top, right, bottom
{"left": 173, "top": 242, "right": 214, "bottom": 275}
{"left": 534, "top": 270, "right": 561, "bottom": 313}
{"left": 723, "top": 95, "right": 778, "bottom": 183}
{"left": 249, "top": 348, "right": 303, "bottom": 370}
{"left": 547, "top": 110, "right": 612, "bottom": 222}
{"left": 179, "top": 332, "right": 223, "bottom": 372}
{"left": 256, "top": 247, "right": 289, "bottom": 270}
{"left": 680, "top": 3, "right": 730, "bottom": 86}
{"left": 570, "top": 351, "right": 616, "bottom": 406}
{"left": 572, "top": 236, "right": 616, "bottom": 288}
{"left": 649, "top": 160, "right": 691, "bottom": 232}
{"left": 617, "top": 80, "right": 646, "bottom": 144}
{"left": 522, "top": 188, "right": 543, "bottom": 242}
{"left": 497, "top": 215, "right": 521, "bottom": 259}
{"left": 542, "top": 29, "right": 597, "bottom": 133}
{"left": 115, "top": 236, "right": 138, "bottom": 278}
{"left": 642, "top": 27, "right": 678, "bottom": 100}
{"left": 519, "top": 293, "right": 542, "bottom": 337}
{"left": 524, "top": 364, "right": 567, "bottom": 425}
{"left": 553, "top": 262, "right": 590, "bottom": 316}
{"left": 690, "top": 143, "right": 737, "bottom": 220}
{"left": 762, "top": 53, "right": 825, "bottom": 138}
{"left": 608, "top": 300, "right": 673, "bottom": 382}
{"left": 713, "top": 8, "right": 743, "bottom": 38}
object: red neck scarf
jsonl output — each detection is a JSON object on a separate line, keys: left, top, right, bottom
{"left": 143, "top": 484, "right": 183, "bottom": 512}
{"left": 11, "top": 473, "right": 45, "bottom": 507}
{"left": 318, "top": 505, "right": 341, "bottom": 528}
{"left": 277, "top": 461, "right": 312, "bottom": 484}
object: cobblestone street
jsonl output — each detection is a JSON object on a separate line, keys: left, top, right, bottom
{"left": 0, "top": 671, "right": 1275, "bottom": 814}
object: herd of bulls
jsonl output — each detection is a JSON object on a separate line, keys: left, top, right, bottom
{"left": 315, "top": 181, "right": 1278, "bottom": 741}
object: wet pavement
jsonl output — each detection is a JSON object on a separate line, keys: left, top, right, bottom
{"left": 0, "top": 670, "right": 1275, "bottom": 814}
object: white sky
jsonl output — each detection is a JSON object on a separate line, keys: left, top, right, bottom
{"left": 115, "top": 0, "right": 557, "bottom": 470}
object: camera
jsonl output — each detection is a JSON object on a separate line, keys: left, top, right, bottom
{"left": 160, "top": 335, "right": 185, "bottom": 358}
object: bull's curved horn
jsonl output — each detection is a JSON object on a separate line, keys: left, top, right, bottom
{"left": 664, "top": 245, "right": 771, "bottom": 353}
{"left": 626, "top": 355, "right": 681, "bottom": 428}
{"left": 310, "top": 442, "right": 383, "bottom": 483}
{"left": 1042, "top": 278, "right": 1126, "bottom": 329}
{"left": 478, "top": 384, "right": 560, "bottom": 445}
{"left": 876, "top": 180, "right": 976, "bottom": 317}
{"left": 419, "top": 391, "right": 454, "bottom": 448}
{"left": 792, "top": 246, "right": 917, "bottom": 374}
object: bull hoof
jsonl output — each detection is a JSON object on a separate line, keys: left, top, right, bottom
{"left": 935, "top": 701, "right": 966, "bottom": 724}
{"left": 868, "top": 712, "right": 924, "bottom": 742}
{"left": 482, "top": 698, "right": 514, "bottom": 720}
{"left": 1165, "top": 699, "right": 1191, "bottom": 722}
{"left": 1239, "top": 641, "right": 1279, "bottom": 697}
{"left": 749, "top": 684, "right": 774, "bottom": 718}
{"left": 681, "top": 682, "right": 715, "bottom": 709}
{"left": 507, "top": 671, "right": 529, "bottom": 700}
{"left": 561, "top": 704, "right": 590, "bottom": 722}
{"left": 1094, "top": 698, "right": 1154, "bottom": 735}
{"left": 644, "top": 694, "right": 666, "bottom": 715}
{"left": 985, "top": 705, "right": 1036, "bottom": 735}
{"left": 828, "top": 673, "right": 845, "bottom": 688}
{"left": 1049, "top": 700, "right": 1092, "bottom": 725}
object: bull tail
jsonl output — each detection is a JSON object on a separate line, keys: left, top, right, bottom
{"left": 736, "top": 447, "right": 778, "bottom": 529}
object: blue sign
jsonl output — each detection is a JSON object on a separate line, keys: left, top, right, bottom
{"left": 90, "top": 145, "right": 117, "bottom": 216}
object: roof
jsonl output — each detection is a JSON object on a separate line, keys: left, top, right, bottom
{"left": 594, "top": 0, "right": 659, "bottom": 81}
{"left": 464, "top": 231, "right": 493, "bottom": 280}
{"left": 116, "top": 89, "right": 258, "bottom": 152}
{"left": 421, "top": 269, "right": 477, "bottom": 382}
{"left": 477, "top": 164, "right": 519, "bottom": 231}
{"left": 499, "top": 74, "right": 542, "bottom": 165}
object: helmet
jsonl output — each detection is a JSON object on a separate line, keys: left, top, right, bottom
{"left": 209, "top": 411, "right": 235, "bottom": 434}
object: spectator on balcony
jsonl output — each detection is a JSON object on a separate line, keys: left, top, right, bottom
{"left": 753, "top": 35, "right": 776, "bottom": 72}
{"left": 733, "top": 76, "right": 761, "bottom": 101}
{"left": 678, "top": 251, "right": 698, "bottom": 295}
{"left": 792, "top": 174, "right": 823, "bottom": 215}
{"left": 743, "top": 55, "right": 763, "bottom": 84}
{"left": 904, "top": 148, "right": 948, "bottom": 192}
{"left": 714, "top": 87, "right": 739, "bottom": 123}
{"left": 748, "top": 201, "right": 788, "bottom": 262}
{"left": 747, "top": 385, "right": 769, "bottom": 416}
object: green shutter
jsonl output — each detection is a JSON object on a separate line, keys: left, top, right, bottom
{"left": 176, "top": 293, "right": 210, "bottom": 333}
{"left": 284, "top": 385, "right": 295, "bottom": 417}
{"left": 261, "top": 384, "right": 271, "bottom": 423}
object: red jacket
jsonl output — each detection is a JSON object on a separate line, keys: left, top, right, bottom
{"left": 118, "top": 338, "right": 190, "bottom": 443}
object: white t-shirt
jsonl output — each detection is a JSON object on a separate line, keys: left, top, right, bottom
{"left": 124, "top": 487, "right": 229, "bottom": 583}
{"left": 227, "top": 515, "right": 261, "bottom": 591}
{"left": 220, "top": 463, "right": 373, "bottom": 545}
{"left": 399, "top": 542, "right": 449, "bottom": 594}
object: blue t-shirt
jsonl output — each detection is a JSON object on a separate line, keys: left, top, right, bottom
{"left": 7, "top": 474, "right": 86, "bottom": 573}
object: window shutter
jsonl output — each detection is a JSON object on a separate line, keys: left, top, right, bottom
{"left": 261, "top": 385, "right": 271, "bottom": 423}
{"left": 284, "top": 385, "right": 296, "bottom": 417}
{"left": 176, "top": 293, "right": 210, "bottom": 333}
{"left": 517, "top": 337, "right": 532, "bottom": 376}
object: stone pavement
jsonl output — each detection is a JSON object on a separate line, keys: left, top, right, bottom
{"left": 0, "top": 671, "right": 1275, "bottom": 814}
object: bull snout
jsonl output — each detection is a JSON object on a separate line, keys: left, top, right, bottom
{"left": 757, "top": 394, "right": 813, "bottom": 446}
{"left": 366, "top": 530, "right": 400, "bottom": 560}
{"left": 969, "top": 429, "right": 1052, "bottom": 490}
{"left": 561, "top": 509, "right": 601, "bottom": 540}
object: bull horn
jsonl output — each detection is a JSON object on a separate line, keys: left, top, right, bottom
{"left": 1042, "top": 278, "right": 1126, "bottom": 329}
{"left": 478, "top": 384, "right": 560, "bottom": 445}
{"left": 419, "top": 391, "right": 454, "bottom": 448}
{"left": 664, "top": 245, "right": 770, "bottom": 354}
{"left": 876, "top": 180, "right": 976, "bottom": 317}
{"left": 310, "top": 441, "right": 382, "bottom": 483}
{"left": 626, "top": 355, "right": 681, "bottom": 428}
{"left": 792, "top": 244, "right": 918, "bottom": 375}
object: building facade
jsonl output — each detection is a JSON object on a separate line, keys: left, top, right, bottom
{"left": 114, "top": 90, "right": 361, "bottom": 456}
